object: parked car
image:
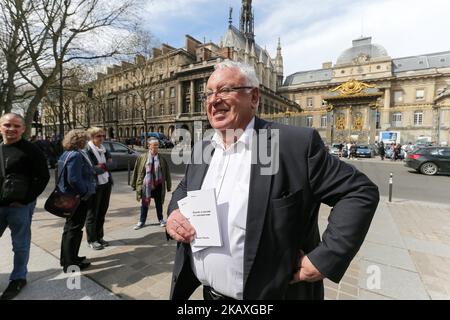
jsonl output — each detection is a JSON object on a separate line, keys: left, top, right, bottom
{"left": 404, "top": 147, "right": 450, "bottom": 175}
{"left": 103, "top": 141, "right": 139, "bottom": 171}
{"left": 329, "top": 143, "right": 343, "bottom": 156}
{"left": 140, "top": 132, "right": 174, "bottom": 148}
{"left": 356, "top": 145, "right": 375, "bottom": 158}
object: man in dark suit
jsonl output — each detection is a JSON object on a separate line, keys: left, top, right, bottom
{"left": 166, "top": 61, "right": 379, "bottom": 300}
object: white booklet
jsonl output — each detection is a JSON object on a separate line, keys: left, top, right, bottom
{"left": 177, "top": 188, "right": 222, "bottom": 252}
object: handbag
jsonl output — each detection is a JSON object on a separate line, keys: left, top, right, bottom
{"left": 44, "top": 152, "right": 80, "bottom": 219}
{"left": 0, "top": 144, "right": 30, "bottom": 203}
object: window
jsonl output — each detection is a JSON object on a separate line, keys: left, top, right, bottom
{"left": 150, "top": 92, "right": 155, "bottom": 101}
{"left": 306, "top": 97, "right": 313, "bottom": 108}
{"left": 414, "top": 111, "right": 423, "bottom": 126}
{"left": 170, "top": 103, "right": 175, "bottom": 115}
{"left": 170, "top": 87, "right": 175, "bottom": 98}
{"left": 306, "top": 116, "right": 313, "bottom": 127}
{"left": 392, "top": 112, "right": 402, "bottom": 127}
{"left": 394, "top": 91, "right": 403, "bottom": 103}
{"left": 159, "top": 89, "right": 165, "bottom": 99}
{"left": 320, "top": 115, "right": 327, "bottom": 128}
{"left": 321, "top": 100, "right": 327, "bottom": 107}
{"left": 160, "top": 104, "right": 164, "bottom": 115}
{"left": 416, "top": 89, "right": 425, "bottom": 101}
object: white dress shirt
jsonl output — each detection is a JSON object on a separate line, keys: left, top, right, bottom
{"left": 190, "top": 117, "right": 255, "bottom": 300}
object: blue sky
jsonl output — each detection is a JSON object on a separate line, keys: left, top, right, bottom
{"left": 141, "top": 0, "right": 450, "bottom": 77}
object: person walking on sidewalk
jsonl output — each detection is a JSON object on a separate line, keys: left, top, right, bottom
{"left": 378, "top": 141, "right": 385, "bottom": 160}
{"left": 85, "top": 127, "right": 113, "bottom": 250}
{"left": 131, "top": 138, "right": 171, "bottom": 230}
{"left": 0, "top": 113, "right": 50, "bottom": 300}
{"left": 58, "top": 130, "right": 97, "bottom": 273}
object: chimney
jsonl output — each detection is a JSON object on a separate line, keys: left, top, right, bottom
{"left": 185, "top": 35, "right": 202, "bottom": 56}
{"left": 322, "top": 61, "right": 332, "bottom": 69}
{"left": 135, "top": 54, "right": 146, "bottom": 65}
{"left": 152, "top": 47, "right": 162, "bottom": 58}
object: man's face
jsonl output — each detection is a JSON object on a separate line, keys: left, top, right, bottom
{"left": 205, "top": 68, "right": 258, "bottom": 132}
{"left": 149, "top": 141, "right": 159, "bottom": 155}
{"left": 0, "top": 116, "right": 25, "bottom": 143}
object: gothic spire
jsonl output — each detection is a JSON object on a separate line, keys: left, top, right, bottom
{"left": 240, "top": 0, "right": 254, "bottom": 41}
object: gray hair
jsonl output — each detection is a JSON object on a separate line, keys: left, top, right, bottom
{"left": 0, "top": 112, "right": 25, "bottom": 126}
{"left": 214, "top": 60, "right": 260, "bottom": 87}
{"left": 148, "top": 137, "right": 159, "bottom": 145}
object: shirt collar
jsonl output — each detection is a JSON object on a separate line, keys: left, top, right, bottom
{"left": 211, "top": 117, "right": 255, "bottom": 150}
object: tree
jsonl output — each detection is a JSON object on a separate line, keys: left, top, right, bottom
{"left": 0, "top": 0, "right": 140, "bottom": 136}
{"left": 123, "top": 24, "right": 159, "bottom": 147}
{"left": 0, "top": 0, "right": 33, "bottom": 113}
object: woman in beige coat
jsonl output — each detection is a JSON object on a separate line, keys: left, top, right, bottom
{"left": 131, "top": 138, "right": 171, "bottom": 229}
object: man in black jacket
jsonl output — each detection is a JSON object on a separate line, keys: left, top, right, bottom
{"left": 165, "top": 61, "right": 379, "bottom": 300}
{"left": 0, "top": 113, "right": 50, "bottom": 300}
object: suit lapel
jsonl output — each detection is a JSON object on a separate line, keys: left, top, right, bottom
{"left": 243, "top": 117, "right": 273, "bottom": 291}
{"left": 189, "top": 140, "right": 214, "bottom": 191}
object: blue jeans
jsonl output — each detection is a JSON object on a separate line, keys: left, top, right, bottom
{"left": 0, "top": 201, "right": 36, "bottom": 281}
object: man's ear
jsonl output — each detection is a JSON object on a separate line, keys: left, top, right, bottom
{"left": 251, "top": 88, "right": 260, "bottom": 109}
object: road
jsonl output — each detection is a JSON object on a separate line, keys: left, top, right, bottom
{"left": 119, "top": 150, "right": 450, "bottom": 205}
{"left": 342, "top": 158, "right": 450, "bottom": 204}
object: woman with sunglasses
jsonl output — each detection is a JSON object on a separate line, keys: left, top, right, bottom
{"left": 85, "top": 127, "right": 113, "bottom": 250}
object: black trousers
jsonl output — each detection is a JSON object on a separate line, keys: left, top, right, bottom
{"left": 140, "top": 184, "right": 163, "bottom": 223}
{"left": 60, "top": 196, "right": 93, "bottom": 267}
{"left": 85, "top": 182, "right": 112, "bottom": 243}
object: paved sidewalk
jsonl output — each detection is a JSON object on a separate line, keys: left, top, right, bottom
{"left": 1, "top": 173, "right": 450, "bottom": 300}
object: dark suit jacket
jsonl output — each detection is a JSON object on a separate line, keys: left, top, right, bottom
{"left": 167, "top": 117, "right": 379, "bottom": 300}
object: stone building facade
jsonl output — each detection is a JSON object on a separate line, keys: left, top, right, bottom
{"left": 41, "top": 0, "right": 300, "bottom": 141}
{"left": 280, "top": 37, "right": 450, "bottom": 145}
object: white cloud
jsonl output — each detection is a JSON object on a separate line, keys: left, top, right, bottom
{"left": 254, "top": 0, "right": 450, "bottom": 76}
{"left": 133, "top": 0, "right": 450, "bottom": 77}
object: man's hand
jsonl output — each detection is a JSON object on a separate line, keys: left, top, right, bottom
{"left": 290, "top": 251, "right": 324, "bottom": 283}
{"left": 166, "top": 209, "right": 196, "bottom": 243}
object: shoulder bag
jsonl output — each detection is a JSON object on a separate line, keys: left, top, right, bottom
{"left": 44, "top": 151, "right": 80, "bottom": 219}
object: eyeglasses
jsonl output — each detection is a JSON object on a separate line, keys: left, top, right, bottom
{"left": 202, "top": 86, "right": 254, "bottom": 102}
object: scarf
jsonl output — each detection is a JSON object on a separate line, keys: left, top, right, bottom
{"left": 142, "top": 153, "right": 163, "bottom": 206}
{"left": 88, "top": 141, "right": 109, "bottom": 185}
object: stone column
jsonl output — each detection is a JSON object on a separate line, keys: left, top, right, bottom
{"left": 326, "top": 109, "right": 334, "bottom": 145}
{"left": 190, "top": 80, "right": 195, "bottom": 115}
{"left": 347, "top": 106, "right": 353, "bottom": 141}
{"left": 381, "top": 88, "right": 391, "bottom": 130}
{"left": 177, "top": 82, "right": 183, "bottom": 115}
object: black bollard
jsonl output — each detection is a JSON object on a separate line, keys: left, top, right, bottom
{"left": 388, "top": 172, "right": 393, "bottom": 202}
